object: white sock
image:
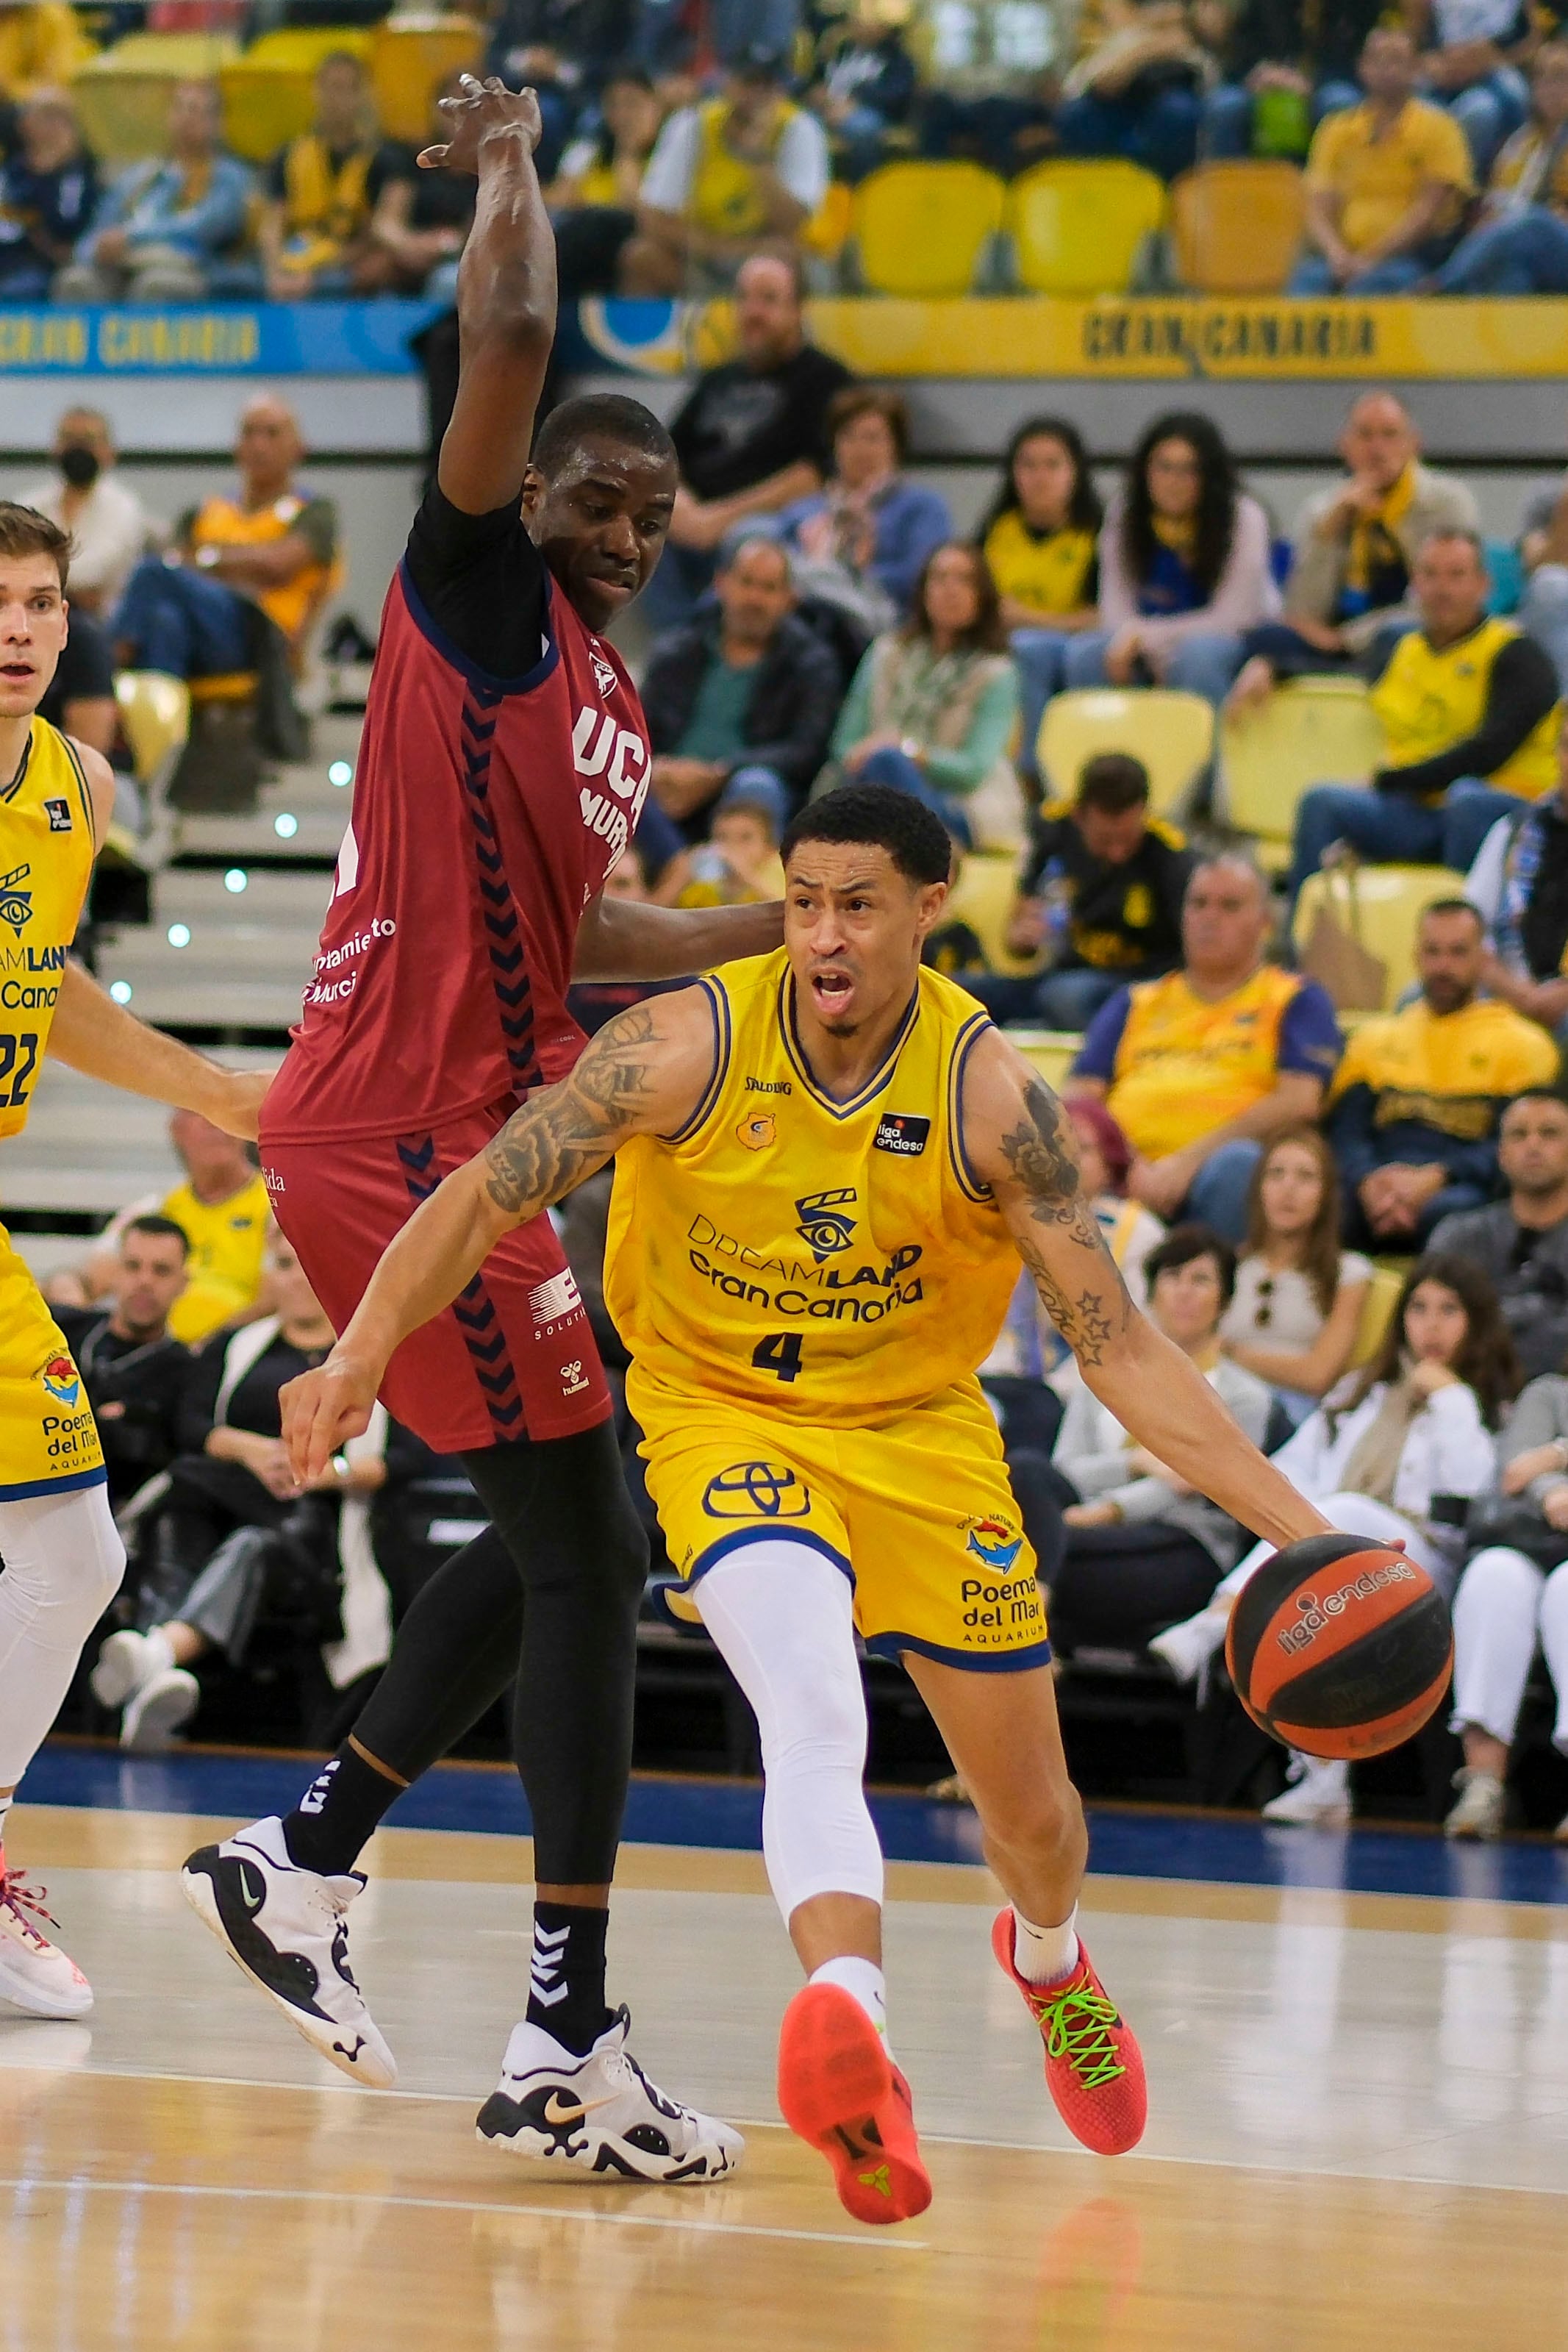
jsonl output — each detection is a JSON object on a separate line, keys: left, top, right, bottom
{"left": 1012, "top": 1904, "right": 1080, "bottom": 1986}
{"left": 809, "top": 1955, "right": 890, "bottom": 2052}
{"left": 0, "top": 1790, "right": 11, "bottom": 1853}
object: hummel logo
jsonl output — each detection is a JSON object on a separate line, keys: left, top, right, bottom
{"left": 543, "top": 2090, "right": 617, "bottom": 2127}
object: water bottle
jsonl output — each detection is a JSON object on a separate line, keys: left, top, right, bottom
{"left": 1038, "top": 857, "right": 1073, "bottom": 968}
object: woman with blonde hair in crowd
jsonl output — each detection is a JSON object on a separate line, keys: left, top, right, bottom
{"left": 1153, "top": 1251, "right": 1517, "bottom": 1823}
{"left": 1220, "top": 1126, "right": 1373, "bottom": 1426}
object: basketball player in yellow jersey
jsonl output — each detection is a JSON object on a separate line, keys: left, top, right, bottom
{"left": 282, "top": 783, "right": 1332, "bottom": 2223}
{"left": 0, "top": 502, "right": 268, "bottom": 2022}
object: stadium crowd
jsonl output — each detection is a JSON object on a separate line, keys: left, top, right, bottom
{"left": 9, "top": 1, "right": 1568, "bottom": 296}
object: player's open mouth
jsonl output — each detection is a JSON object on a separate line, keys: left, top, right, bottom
{"left": 810, "top": 971, "right": 854, "bottom": 1012}
{"left": 0, "top": 662, "right": 33, "bottom": 680}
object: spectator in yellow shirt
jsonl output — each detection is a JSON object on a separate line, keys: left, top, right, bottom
{"left": 1326, "top": 898, "right": 1560, "bottom": 1246}
{"left": 0, "top": 2, "right": 90, "bottom": 105}
{"left": 980, "top": 416, "right": 1103, "bottom": 786}
{"left": 1292, "top": 26, "right": 1474, "bottom": 291}
{"left": 1066, "top": 853, "right": 1344, "bottom": 1240}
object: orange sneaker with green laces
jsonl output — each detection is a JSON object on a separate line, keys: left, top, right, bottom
{"left": 991, "top": 1909, "right": 1146, "bottom": 2156}
{"left": 776, "top": 1982, "right": 932, "bottom": 2225}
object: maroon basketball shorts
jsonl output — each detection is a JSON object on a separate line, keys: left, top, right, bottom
{"left": 261, "top": 1103, "right": 612, "bottom": 1454}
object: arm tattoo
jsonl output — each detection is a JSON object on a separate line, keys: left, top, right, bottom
{"left": 483, "top": 1005, "right": 659, "bottom": 1218}
{"left": 999, "top": 1076, "right": 1132, "bottom": 1370}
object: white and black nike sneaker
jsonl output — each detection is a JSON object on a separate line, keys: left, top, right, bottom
{"left": 179, "top": 1815, "right": 396, "bottom": 2090}
{"left": 476, "top": 2008, "right": 743, "bottom": 2182}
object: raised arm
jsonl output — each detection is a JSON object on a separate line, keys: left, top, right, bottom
{"left": 963, "top": 1029, "right": 1330, "bottom": 1552}
{"left": 426, "top": 76, "right": 554, "bottom": 515}
{"left": 279, "top": 988, "right": 717, "bottom": 1478}
{"left": 573, "top": 888, "right": 783, "bottom": 979}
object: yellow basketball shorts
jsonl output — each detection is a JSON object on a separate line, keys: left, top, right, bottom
{"left": 631, "top": 1368, "right": 1048, "bottom": 1673}
{"left": 0, "top": 1223, "right": 104, "bottom": 1502}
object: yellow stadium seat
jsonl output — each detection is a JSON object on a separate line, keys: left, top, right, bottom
{"left": 218, "top": 28, "right": 376, "bottom": 165}
{"left": 370, "top": 14, "right": 481, "bottom": 145}
{"left": 1292, "top": 862, "right": 1465, "bottom": 1012}
{"left": 850, "top": 161, "right": 1005, "bottom": 296}
{"left": 1170, "top": 160, "right": 1306, "bottom": 295}
{"left": 1017, "top": 1034, "right": 1081, "bottom": 1093}
{"left": 803, "top": 177, "right": 853, "bottom": 263}
{"left": 1347, "top": 1262, "right": 1404, "bottom": 1370}
{"left": 1221, "top": 676, "right": 1384, "bottom": 868}
{"left": 73, "top": 32, "right": 240, "bottom": 165}
{"left": 1004, "top": 159, "right": 1167, "bottom": 296}
{"left": 945, "top": 848, "right": 1033, "bottom": 973}
{"left": 1038, "top": 690, "right": 1213, "bottom": 820}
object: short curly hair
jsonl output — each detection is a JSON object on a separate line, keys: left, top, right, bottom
{"left": 781, "top": 784, "right": 954, "bottom": 887}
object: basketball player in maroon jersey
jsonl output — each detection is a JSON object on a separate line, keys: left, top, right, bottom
{"left": 182, "top": 76, "right": 778, "bottom": 2181}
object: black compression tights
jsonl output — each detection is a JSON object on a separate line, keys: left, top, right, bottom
{"left": 347, "top": 1421, "right": 648, "bottom": 1885}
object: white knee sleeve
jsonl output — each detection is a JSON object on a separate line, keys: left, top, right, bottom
{"left": 695, "top": 1540, "right": 884, "bottom": 1923}
{"left": 1539, "top": 1563, "right": 1568, "bottom": 1753}
{"left": 1450, "top": 1546, "right": 1544, "bottom": 1750}
{"left": 0, "top": 1482, "right": 126, "bottom": 1787}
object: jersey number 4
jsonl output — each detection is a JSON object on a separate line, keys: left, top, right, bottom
{"left": 751, "top": 1331, "right": 804, "bottom": 1384}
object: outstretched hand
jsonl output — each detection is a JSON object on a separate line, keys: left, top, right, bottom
{"left": 418, "top": 74, "right": 543, "bottom": 173}
{"left": 280, "top": 1351, "right": 382, "bottom": 1484}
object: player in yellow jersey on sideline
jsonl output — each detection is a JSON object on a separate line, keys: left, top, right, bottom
{"left": 281, "top": 783, "right": 1331, "bottom": 2223}
{"left": 0, "top": 501, "right": 268, "bottom": 2022}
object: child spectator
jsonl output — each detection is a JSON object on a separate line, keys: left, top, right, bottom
{"left": 1218, "top": 1126, "right": 1372, "bottom": 1421}
{"left": 0, "top": 87, "right": 95, "bottom": 301}
{"left": 1291, "top": 26, "right": 1474, "bottom": 293}
{"left": 1154, "top": 1252, "right": 1514, "bottom": 1824}
{"left": 1063, "top": 410, "right": 1279, "bottom": 711}
{"left": 58, "top": 79, "right": 253, "bottom": 304}
{"left": 260, "top": 51, "right": 393, "bottom": 300}
{"left": 966, "top": 752, "right": 1192, "bottom": 1032}
{"left": 676, "top": 793, "right": 787, "bottom": 905}
{"left": 981, "top": 417, "right": 1103, "bottom": 782}
{"left": 826, "top": 541, "right": 1025, "bottom": 851}
{"left": 778, "top": 386, "right": 951, "bottom": 636}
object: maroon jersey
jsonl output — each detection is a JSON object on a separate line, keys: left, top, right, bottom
{"left": 264, "top": 512, "right": 651, "bottom": 1145}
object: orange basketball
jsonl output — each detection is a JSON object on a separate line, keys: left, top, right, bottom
{"left": 1225, "top": 1532, "right": 1454, "bottom": 1761}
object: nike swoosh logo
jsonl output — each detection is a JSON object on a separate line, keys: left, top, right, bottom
{"left": 542, "top": 2090, "right": 617, "bottom": 2127}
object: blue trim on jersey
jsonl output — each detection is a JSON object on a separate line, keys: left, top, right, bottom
{"left": 864, "top": 1626, "right": 1052, "bottom": 1673}
{"left": 664, "top": 974, "right": 731, "bottom": 1144}
{"left": 946, "top": 1010, "right": 995, "bottom": 1204}
{"left": 395, "top": 555, "right": 561, "bottom": 697}
{"left": 0, "top": 1464, "right": 107, "bottom": 1503}
{"left": 56, "top": 726, "right": 97, "bottom": 846}
{"left": 777, "top": 967, "right": 920, "bottom": 1119}
{"left": 687, "top": 1525, "right": 856, "bottom": 1587}
{"left": 0, "top": 723, "right": 34, "bottom": 804}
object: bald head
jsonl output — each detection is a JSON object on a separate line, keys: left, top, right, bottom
{"left": 237, "top": 396, "right": 303, "bottom": 496}
{"left": 1341, "top": 391, "right": 1418, "bottom": 493}
{"left": 735, "top": 251, "right": 806, "bottom": 368}
{"left": 1182, "top": 855, "right": 1272, "bottom": 989}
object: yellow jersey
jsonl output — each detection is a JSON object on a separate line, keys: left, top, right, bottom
{"left": 1101, "top": 964, "right": 1339, "bottom": 1162}
{"left": 160, "top": 1170, "right": 271, "bottom": 1344}
{"left": 1328, "top": 997, "right": 1560, "bottom": 1140}
{"left": 0, "top": 716, "right": 95, "bottom": 1143}
{"left": 1371, "top": 616, "right": 1561, "bottom": 802}
{"left": 188, "top": 491, "right": 341, "bottom": 651}
{"left": 604, "top": 951, "right": 1022, "bottom": 1427}
{"left": 1305, "top": 98, "right": 1472, "bottom": 253}
{"left": 689, "top": 97, "right": 806, "bottom": 239}
{"left": 981, "top": 512, "right": 1097, "bottom": 618}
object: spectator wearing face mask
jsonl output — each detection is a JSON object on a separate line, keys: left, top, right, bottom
{"left": 20, "top": 406, "right": 161, "bottom": 617}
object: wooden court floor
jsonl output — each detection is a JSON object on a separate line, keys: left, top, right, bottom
{"left": 6, "top": 1806, "right": 1568, "bottom": 2352}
